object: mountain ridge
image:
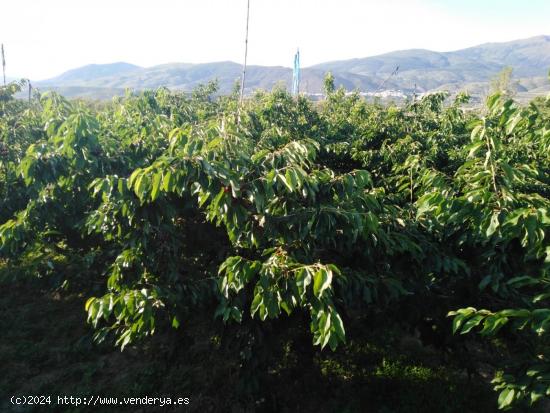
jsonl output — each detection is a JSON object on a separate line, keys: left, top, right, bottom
{"left": 33, "top": 35, "right": 550, "bottom": 100}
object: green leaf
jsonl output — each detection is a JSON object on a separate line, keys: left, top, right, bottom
{"left": 486, "top": 213, "right": 500, "bottom": 237}
{"left": 480, "top": 316, "right": 508, "bottom": 336}
{"left": 332, "top": 311, "right": 346, "bottom": 341}
{"left": 162, "top": 170, "right": 173, "bottom": 192}
{"left": 278, "top": 172, "right": 293, "bottom": 192}
{"left": 251, "top": 289, "right": 263, "bottom": 317}
{"left": 286, "top": 169, "right": 297, "bottom": 192}
{"left": 460, "top": 314, "right": 485, "bottom": 334}
{"left": 85, "top": 297, "right": 96, "bottom": 312}
{"left": 497, "top": 388, "right": 515, "bottom": 409}
{"left": 151, "top": 172, "right": 162, "bottom": 201}
{"left": 467, "top": 141, "right": 484, "bottom": 158}
{"left": 505, "top": 112, "right": 522, "bottom": 135}
{"left": 296, "top": 268, "right": 312, "bottom": 300}
{"left": 313, "top": 268, "right": 332, "bottom": 298}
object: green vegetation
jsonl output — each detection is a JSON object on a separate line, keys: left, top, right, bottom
{"left": 0, "top": 76, "right": 549, "bottom": 412}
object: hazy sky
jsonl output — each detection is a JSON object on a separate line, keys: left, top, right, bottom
{"left": 1, "top": 0, "right": 549, "bottom": 80}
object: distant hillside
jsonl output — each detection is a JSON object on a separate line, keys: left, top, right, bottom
{"left": 32, "top": 35, "right": 550, "bottom": 100}
{"left": 35, "top": 62, "right": 384, "bottom": 97}
{"left": 40, "top": 62, "right": 142, "bottom": 85}
{"left": 313, "top": 35, "right": 550, "bottom": 92}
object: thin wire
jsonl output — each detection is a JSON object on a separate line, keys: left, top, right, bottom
{"left": 375, "top": 65, "right": 399, "bottom": 93}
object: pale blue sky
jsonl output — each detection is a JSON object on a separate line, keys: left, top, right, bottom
{"left": 1, "top": 0, "right": 549, "bottom": 80}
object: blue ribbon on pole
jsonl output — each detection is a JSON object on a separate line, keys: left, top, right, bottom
{"left": 292, "top": 49, "right": 300, "bottom": 95}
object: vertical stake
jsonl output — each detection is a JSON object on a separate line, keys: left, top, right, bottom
{"left": 239, "top": 0, "right": 250, "bottom": 105}
{"left": 1, "top": 44, "right": 6, "bottom": 86}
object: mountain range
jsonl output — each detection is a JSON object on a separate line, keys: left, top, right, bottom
{"left": 30, "top": 35, "right": 550, "bottom": 101}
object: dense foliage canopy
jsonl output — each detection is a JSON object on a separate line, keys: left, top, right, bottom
{"left": 1, "top": 77, "right": 549, "bottom": 410}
